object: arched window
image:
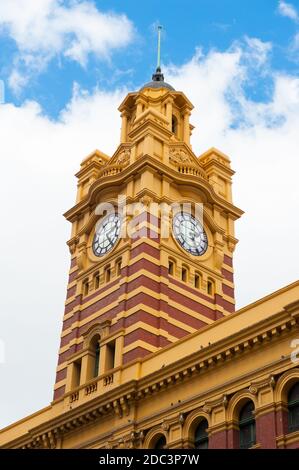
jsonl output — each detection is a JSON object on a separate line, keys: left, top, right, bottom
{"left": 94, "top": 342, "right": 100, "bottom": 377}
{"left": 194, "top": 418, "right": 209, "bottom": 449}
{"left": 239, "top": 401, "right": 256, "bottom": 449}
{"left": 90, "top": 335, "right": 101, "bottom": 378}
{"left": 154, "top": 435, "right": 166, "bottom": 449}
{"left": 83, "top": 279, "right": 89, "bottom": 296}
{"left": 116, "top": 259, "right": 122, "bottom": 277}
{"left": 105, "top": 266, "right": 111, "bottom": 283}
{"left": 182, "top": 266, "right": 188, "bottom": 282}
{"left": 288, "top": 382, "right": 299, "bottom": 433}
{"left": 168, "top": 260, "right": 174, "bottom": 276}
{"left": 172, "top": 115, "right": 178, "bottom": 135}
{"left": 207, "top": 279, "right": 214, "bottom": 296}
{"left": 194, "top": 272, "right": 202, "bottom": 289}
{"left": 94, "top": 272, "right": 100, "bottom": 290}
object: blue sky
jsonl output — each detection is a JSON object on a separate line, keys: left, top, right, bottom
{"left": 1, "top": 0, "right": 299, "bottom": 116}
{"left": 0, "top": 1, "right": 299, "bottom": 428}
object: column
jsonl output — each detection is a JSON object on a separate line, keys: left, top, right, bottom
{"left": 121, "top": 112, "right": 128, "bottom": 143}
{"left": 166, "top": 99, "right": 173, "bottom": 131}
{"left": 80, "top": 350, "right": 95, "bottom": 384}
{"left": 183, "top": 110, "right": 191, "bottom": 145}
{"left": 136, "top": 99, "right": 143, "bottom": 117}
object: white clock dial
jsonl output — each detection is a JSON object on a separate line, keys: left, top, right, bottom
{"left": 92, "top": 213, "right": 121, "bottom": 257}
{"left": 173, "top": 212, "right": 208, "bottom": 256}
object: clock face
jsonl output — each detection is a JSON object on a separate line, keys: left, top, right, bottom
{"left": 92, "top": 213, "right": 121, "bottom": 257}
{"left": 173, "top": 212, "right": 208, "bottom": 256}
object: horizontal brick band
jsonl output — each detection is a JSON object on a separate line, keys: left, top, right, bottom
{"left": 127, "top": 258, "right": 163, "bottom": 277}
{"left": 131, "top": 211, "right": 160, "bottom": 227}
{"left": 161, "top": 300, "right": 209, "bottom": 329}
{"left": 53, "top": 385, "right": 65, "bottom": 401}
{"left": 221, "top": 268, "right": 234, "bottom": 282}
{"left": 66, "top": 285, "right": 76, "bottom": 299}
{"left": 169, "top": 277, "right": 218, "bottom": 307}
{"left": 130, "top": 242, "right": 160, "bottom": 260}
{"left": 55, "top": 367, "right": 67, "bottom": 383}
{"left": 222, "top": 283, "right": 234, "bottom": 298}
{"left": 168, "top": 283, "right": 216, "bottom": 320}
{"left": 215, "top": 294, "right": 235, "bottom": 313}
{"left": 123, "top": 346, "right": 153, "bottom": 364}
{"left": 130, "top": 227, "right": 160, "bottom": 241}
{"left": 64, "top": 296, "right": 81, "bottom": 315}
{"left": 124, "top": 328, "right": 164, "bottom": 348}
{"left": 68, "top": 269, "right": 78, "bottom": 283}
{"left": 82, "top": 278, "right": 120, "bottom": 304}
{"left": 223, "top": 254, "right": 233, "bottom": 267}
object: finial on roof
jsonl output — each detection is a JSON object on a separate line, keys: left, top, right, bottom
{"left": 157, "top": 25, "right": 162, "bottom": 70}
{"left": 139, "top": 25, "right": 175, "bottom": 91}
{"left": 152, "top": 25, "right": 164, "bottom": 82}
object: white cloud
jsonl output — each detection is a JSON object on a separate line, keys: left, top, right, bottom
{"left": 0, "top": 84, "right": 127, "bottom": 429}
{"left": 167, "top": 39, "right": 299, "bottom": 308}
{"left": 278, "top": 1, "right": 299, "bottom": 22}
{"left": 0, "top": 0, "right": 135, "bottom": 92}
{"left": 1, "top": 37, "right": 299, "bottom": 428}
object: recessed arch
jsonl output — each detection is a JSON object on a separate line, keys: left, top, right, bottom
{"left": 226, "top": 391, "right": 257, "bottom": 423}
{"left": 239, "top": 400, "right": 256, "bottom": 449}
{"left": 274, "top": 369, "right": 299, "bottom": 404}
{"left": 82, "top": 320, "right": 111, "bottom": 349}
{"left": 288, "top": 381, "right": 299, "bottom": 433}
{"left": 143, "top": 427, "right": 168, "bottom": 449}
{"left": 182, "top": 409, "right": 210, "bottom": 446}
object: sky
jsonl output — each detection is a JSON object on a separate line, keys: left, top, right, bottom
{"left": 0, "top": 0, "right": 299, "bottom": 429}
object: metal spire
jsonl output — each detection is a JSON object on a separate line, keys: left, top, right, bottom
{"left": 152, "top": 25, "right": 164, "bottom": 82}
{"left": 157, "top": 25, "right": 162, "bottom": 70}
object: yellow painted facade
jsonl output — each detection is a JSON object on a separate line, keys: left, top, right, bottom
{"left": 1, "top": 71, "right": 299, "bottom": 449}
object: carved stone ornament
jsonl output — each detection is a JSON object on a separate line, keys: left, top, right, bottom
{"left": 162, "top": 420, "right": 170, "bottom": 431}
{"left": 223, "top": 395, "right": 228, "bottom": 408}
{"left": 249, "top": 385, "right": 258, "bottom": 395}
{"left": 169, "top": 148, "right": 193, "bottom": 166}
{"left": 114, "top": 149, "right": 130, "bottom": 166}
{"left": 178, "top": 413, "right": 185, "bottom": 425}
{"left": 139, "top": 195, "right": 152, "bottom": 207}
{"left": 269, "top": 376, "right": 276, "bottom": 389}
{"left": 202, "top": 405, "right": 211, "bottom": 414}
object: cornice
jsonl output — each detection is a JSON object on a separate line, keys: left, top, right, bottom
{"left": 3, "top": 380, "right": 138, "bottom": 449}
{"left": 5, "top": 302, "right": 298, "bottom": 448}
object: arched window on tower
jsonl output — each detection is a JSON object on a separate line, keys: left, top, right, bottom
{"left": 90, "top": 335, "right": 101, "bottom": 378}
{"left": 94, "top": 272, "right": 100, "bottom": 290}
{"left": 83, "top": 278, "right": 89, "bottom": 296}
{"left": 239, "top": 401, "right": 256, "bottom": 449}
{"left": 94, "top": 342, "right": 100, "bottom": 377}
{"left": 207, "top": 278, "right": 215, "bottom": 296}
{"left": 105, "top": 265, "right": 111, "bottom": 283}
{"left": 181, "top": 266, "right": 189, "bottom": 282}
{"left": 172, "top": 115, "right": 178, "bottom": 135}
{"left": 194, "top": 272, "right": 202, "bottom": 289}
{"left": 116, "top": 258, "right": 122, "bottom": 277}
{"left": 194, "top": 418, "right": 209, "bottom": 449}
{"left": 288, "top": 382, "right": 299, "bottom": 433}
{"left": 168, "top": 258, "right": 176, "bottom": 276}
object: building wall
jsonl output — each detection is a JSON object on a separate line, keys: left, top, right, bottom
{"left": 1, "top": 281, "right": 299, "bottom": 449}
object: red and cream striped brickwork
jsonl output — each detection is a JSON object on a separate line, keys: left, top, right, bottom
{"left": 54, "top": 211, "right": 235, "bottom": 400}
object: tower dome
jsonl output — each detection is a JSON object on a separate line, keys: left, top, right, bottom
{"left": 140, "top": 66, "right": 175, "bottom": 91}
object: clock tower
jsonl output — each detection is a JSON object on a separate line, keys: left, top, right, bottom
{"left": 54, "top": 67, "right": 243, "bottom": 401}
